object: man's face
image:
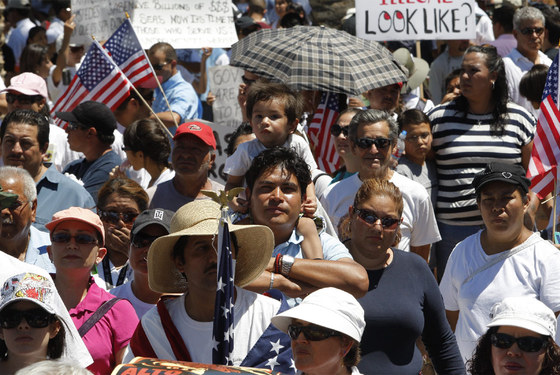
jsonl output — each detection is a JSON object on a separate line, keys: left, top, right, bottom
{"left": 351, "top": 121, "right": 393, "bottom": 179}
{"left": 366, "top": 84, "right": 400, "bottom": 112}
{"left": 514, "top": 19, "right": 545, "bottom": 57}
{"left": 172, "top": 135, "right": 214, "bottom": 178}
{"left": 149, "top": 49, "right": 174, "bottom": 83}
{"left": 0, "top": 176, "right": 36, "bottom": 241}
{"left": 2, "top": 122, "right": 46, "bottom": 179}
{"left": 249, "top": 166, "right": 302, "bottom": 235}
{"left": 174, "top": 235, "right": 219, "bottom": 294}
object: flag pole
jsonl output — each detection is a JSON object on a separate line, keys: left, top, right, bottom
{"left": 126, "top": 12, "right": 179, "bottom": 129}
{"left": 553, "top": 172, "right": 558, "bottom": 245}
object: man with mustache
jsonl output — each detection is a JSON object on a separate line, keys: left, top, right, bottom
{"left": 147, "top": 121, "right": 224, "bottom": 212}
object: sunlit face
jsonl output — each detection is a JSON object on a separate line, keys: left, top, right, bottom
{"left": 332, "top": 112, "right": 356, "bottom": 158}
{"left": 460, "top": 52, "right": 497, "bottom": 102}
{"left": 403, "top": 122, "right": 432, "bottom": 164}
{"left": 171, "top": 135, "right": 215, "bottom": 178}
{"left": 0, "top": 176, "right": 36, "bottom": 242}
{"left": 148, "top": 49, "right": 174, "bottom": 83}
{"left": 514, "top": 19, "right": 545, "bottom": 57}
{"left": 351, "top": 121, "right": 393, "bottom": 179}
{"left": 366, "top": 84, "right": 400, "bottom": 112}
{"left": 125, "top": 150, "right": 144, "bottom": 171}
{"left": 48, "top": 221, "right": 105, "bottom": 271}
{"left": 491, "top": 326, "right": 547, "bottom": 375}
{"left": 250, "top": 99, "right": 296, "bottom": 148}
{"left": 2, "top": 122, "right": 46, "bottom": 179}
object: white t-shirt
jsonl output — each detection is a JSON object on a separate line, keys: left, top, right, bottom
{"left": 110, "top": 281, "right": 155, "bottom": 319}
{"left": 321, "top": 172, "right": 441, "bottom": 251}
{"left": 440, "top": 231, "right": 560, "bottom": 362}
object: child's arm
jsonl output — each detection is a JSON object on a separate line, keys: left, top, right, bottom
{"left": 225, "top": 175, "right": 248, "bottom": 213}
{"left": 297, "top": 216, "right": 323, "bottom": 260}
{"left": 301, "top": 181, "right": 317, "bottom": 217}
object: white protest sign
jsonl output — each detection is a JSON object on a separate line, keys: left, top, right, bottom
{"left": 356, "top": 0, "right": 476, "bottom": 41}
{"left": 71, "top": 0, "right": 238, "bottom": 49}
{"left": 208, "top": 65, "right": 245, "bottom": 184}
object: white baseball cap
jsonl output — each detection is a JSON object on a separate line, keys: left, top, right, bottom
{"left": 487, "top": 297, "right": 557, "bottom": 337}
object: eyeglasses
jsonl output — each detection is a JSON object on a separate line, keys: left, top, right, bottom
{"left": 66, "top": 122, "right": 88, "bottom": 131}
{"left": 6, "top": 93, "right": 43, "bottom": 105}
{"left": 520, "top": 27, "right": 544, "bottom": 36}
{"left": 405, "top": 132, "right": 431, "bottom": 143}
{"left": 0, "top": 308, "right": 55, "bottom": 329}
{"left": 241, "top": 75, "right": 257, "bottom": 86}
{"left": 152, "top": 61, "right": 170, "bottom": 70}
{"left": 330, "top": 124, "right": 349, "bottom": 137}
{"left": 99, "top": 210, "right": 139, "bottom": 225}
{"left": 353, "top": 208, "right": 400, "bottom": 229}
{"left": 287, "top": 324, "right": 341, "bottom": 341}
{"left": 355, "top": 137, "right": 391, "bottom": 150}
{"left": 131, "top": 232, "right": 160, "bottom": 248}
{"left": 491, "top": 333, "right": 548, "bottom": 353}
{"left": 51, "top": 232, "right": 98, "bottom": 245}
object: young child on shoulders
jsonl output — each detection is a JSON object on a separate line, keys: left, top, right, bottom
{"left": 224, "top": 82, "right": 322, "bottom": 260}
{"left": 395, "top": 109, "right": 438, "bottom": 206}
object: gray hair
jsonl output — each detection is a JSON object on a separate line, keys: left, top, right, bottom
{"left": 348, "top": 109, "right": 399, "bottom": 144}
{"left": 15, "top": 360, "right": 92, "bottom": 375}
{"left": 0, "top": 166, "right": 37, "bottom": 201}
{"left": 513, "top": 6, "right": 545, "bottom": 31}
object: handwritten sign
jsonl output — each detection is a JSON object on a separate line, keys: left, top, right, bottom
{"left": 208, "top": 65, "right": 245, "bottom": 184}
{"left": 71, "top": 0, "right": 238, "bottom": 49}
{"left": 355, "top": 0, "right": 476, "bottom": 41}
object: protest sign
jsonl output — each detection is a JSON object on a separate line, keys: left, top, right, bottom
{"left": 208, "top": 65, "right": 245, "bottom": 184}
{"left": 355, "top": 0, "right": 476, "bottom": 41}
{"left": 71, "top": 0, "right": 238, "bottom": 49}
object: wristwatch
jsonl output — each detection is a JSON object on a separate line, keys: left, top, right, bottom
{"left": 281, "top": 255, "right": 295, "bottom": 277}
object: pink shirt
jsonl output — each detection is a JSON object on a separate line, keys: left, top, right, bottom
{"left": 70, "top": 278, "right": 139, "bottom": 375}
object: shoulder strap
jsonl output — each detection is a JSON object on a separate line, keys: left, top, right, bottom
{"left": 78, "top": 297, "right": 122, "bottom": 337}
{"left": 156, "top": 300, "right": 193, "bottom": 362}
{"left": 313, "top": 172, "right": 330, "bottom": 185}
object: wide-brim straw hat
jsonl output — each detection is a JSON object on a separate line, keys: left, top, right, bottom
{"left": 148, "top": 200, "right": 274, "bottom": 293}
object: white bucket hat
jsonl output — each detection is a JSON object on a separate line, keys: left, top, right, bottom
{"left": 271, "top": 287, "right": 365, "bottom": 342}
{"left": 148, "top": 200, "right": 274, "bottom": 293}
{"left": 487, "top": 297, "right": 557, "bottom": 337}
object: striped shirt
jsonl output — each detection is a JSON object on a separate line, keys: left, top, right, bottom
{"left": 428, "top": 101, "right": 535, "bottom": 225}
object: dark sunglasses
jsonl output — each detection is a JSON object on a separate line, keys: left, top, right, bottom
{"left": 0, "top": 308, "right": 55, "bottom": 329}
{"left": 491, "top": 333, "right": 548, "bottom": 353}
{"left": 330, "top": 124, "right": 349, "bottom": 137}
{"left": 287, "top": 324, "right": 341, "bottom": 341}
{"left": 241, "top": 75, "right": 257, "bottom": 86}
{"left": 51, "top": 232, "right": 98, "bottom": 245}
{"left": 353, "top": 208, "right": 400, "bottom": 229}
{"left": 355, "top": 137, "right": 391, "bottom": 150}
{"left": 153, "top": 61, "right": 169, "bottom": 70}
{"left": 520, "top": 27, "right": 544, "bottom": 36}
{"left": 66, "top": 122, "right": 89, "bottom": 131}
{"left": 6, "top": 93, "right": 43, "bottom": 105}
{"left": 131, "top": 232, "right": 160, "bottom": 248}
{"left": 99, "top": 210, "right": 139, "bottom": 225}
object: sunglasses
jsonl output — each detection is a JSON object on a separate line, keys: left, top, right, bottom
{"left": 99, "top": 210, "right": 139, "bottom": 225}
{"left": 6, "top": 93, "right": 43, "bottom": 105}
{"left": 330, "top": 124, "right": 349, "bottom": 137}
{"left": 51, "top": 232, "right": 98, "bottom": 245}
{"left": 520, "top": 27, "right": 544, "bottom": 36}
{"left": 131, "top": 232, "right": 160, "bottom": 248}
{"left": 287, "top": 324, "right": 341, "bottom": 341}
{"left": 152, "top": 61, "right": 169, "bottom": 70}
{"left": 353, "top": 208, "right": 400, "bottom": 229}
{"left": 0, "top": 308, "right": 55, "bottom": 329}
{"left": 66, "top": 122, "right": 88, "bottom": 131}
{"left": 355, "top": 137, "right": 391, "bottom": 150}
{"left": 241, "top": 75, "right": 257, "bottom": 86}
{"left": 491, "top": 333, "right": 548, "bottom": 353}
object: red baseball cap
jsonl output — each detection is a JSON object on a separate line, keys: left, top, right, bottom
{"left": 173, "top": 121, "right": 216, "bottom": 150}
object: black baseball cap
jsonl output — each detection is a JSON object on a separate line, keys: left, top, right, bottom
{"left": 472, "top": 162, "right": 531, "bottom": 195}
{"left": 55, "top": 101, "right": 116, "bottom": 137}
{"left": 131, "top": 209, "right": 173, "bottom": 237}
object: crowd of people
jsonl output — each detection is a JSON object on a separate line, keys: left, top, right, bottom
{"left": 0, "top": 0, "right": 559, "bottom": 374}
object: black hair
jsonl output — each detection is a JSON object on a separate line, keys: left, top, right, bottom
{"left": 26, "top": 26, "right": 46, "bottom": 45}
{"left": 245, "top": 147, "right": 311, "bottom": 199}
{"left": 97, "top": 177, "right": 149, "bottom": 214}
{"left": 542, "top": 6, "right": 560, "bottom": 46}
{"left": 20, "top": 43, "right": 49, "bottom": 74}
{"left": 444, "top": 68, "right": 462, "bottom": 93}
{"left": 225, "top": 122, "right": 253, "bottom": 156}
{"left": 492, "top": 4, "right": 516, "bottom": 33}
{"left": 123, "top": 118, "right": 171, "bottom": 168}
{"left": 0, "top": 109, "right": 50, "bottom": 150}
{"left": 398, "top": 109, "right": 431, "bottom": 132}
{"left": 454, "top": 45, "right": 509, "bottom": 136}
{"left": 52, "top": 0, "right": 71, "bottom": 15}
{"left": 520, "top": 64, "right": 549, "bottom": 103}
{"left": 148, "top": 42, "right": 177, "bottom": 62}
{"left": 246, "top": 82, "right": 303, "bottom": 125}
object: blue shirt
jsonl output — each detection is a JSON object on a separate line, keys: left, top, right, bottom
{"left": 153, "top": 72, "right": 200, "bottom": 132}
{"left": 34, "top": 165, "right": 96, "bottom": 232}
{"left": 26, "top": 226, "right": 55, "bottom": 273}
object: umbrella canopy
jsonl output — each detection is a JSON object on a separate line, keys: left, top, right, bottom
{"left": 230, "top": 25, "right": 408, "bottom": 96}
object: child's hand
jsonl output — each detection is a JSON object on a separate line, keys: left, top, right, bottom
{"left": 228, "top": 196, "right": 249, "bottom": 214}
{"left": 301, "top": 197, "right": 317, "bottom": 218}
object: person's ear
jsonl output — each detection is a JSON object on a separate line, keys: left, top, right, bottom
{"left": 30, "top": 199, "right": 37, "bottom": 222}
{"left": 47, "top": 245, "right": 52, "bottom": 261}
{"left": 288, "top": 118, "right": 299, "bottom": 134}
{"left": 96, "top": 247, "right": 107, "bottom": 264}
{"left": 348, "top": 205, "right": 353, "bottom": 217}
{"left": 49, "top": 319, "right": 61, "bottom": 339}
{"left": 174, "top": 254, "right": 185, "bottom": 273}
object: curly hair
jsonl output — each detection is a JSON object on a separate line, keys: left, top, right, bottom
{"left": 454, "top": 45, "right": 509, "bottom": 136}
{"left": 97, "top": 177, "right": 149, "bottom": 213}
{"left": 225, "top": 122, "right": 253, "bottom": 157}
{"left": 468, "top": 327, "right": 560, "bottom": 375}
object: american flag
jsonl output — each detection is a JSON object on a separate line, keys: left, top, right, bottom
{"left": 51, "top": 40, "right": 131, "bottom": 126}
{"left": 103, "top": 18, "right": 152, "bottom": 87}
{"left": 307, "top": 92, "right": 341, "bottom": 174}
{"left": 527, "top": 54, "right": 560, "bottom": 199}
{"left": 212, "top": 220, "right": 235, "bottom": 366}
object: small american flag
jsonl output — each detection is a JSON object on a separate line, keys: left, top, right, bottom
{"left": 212, "top": 220, "right": 235, "bottom": 365}
{"left": 307, "top": 92, "right": 341, "bottom": 174}
{"left": 51, "top": 40, "right": 132, "bottom": 126}
{"left": 103, "top": 18, "right": 152, "bottom": 87}
{"left": 527, "top": 54, "right": 560, "bottom": 199}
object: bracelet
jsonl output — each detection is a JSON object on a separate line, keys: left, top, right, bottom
{"left": 269, "top": 272, "right": 275, "bottom": 290}
{"left": 274, "top": 254, "right": 282, "bottom": 274}
{"left": 281, "top": 255, "right": 295, "bottom": 277}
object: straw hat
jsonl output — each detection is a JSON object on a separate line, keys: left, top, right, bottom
{"left": 148, "top": 200, "right": 274, "bottom": 293}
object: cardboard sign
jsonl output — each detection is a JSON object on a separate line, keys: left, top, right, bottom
{"left": 355, "top": 0, "right": 476, "bottom": 41}
{"left": 71, "top": 0, "right": 238, "bottom": 49}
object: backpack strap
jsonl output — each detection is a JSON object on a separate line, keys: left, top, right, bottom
{"left": 78, "top": 298, "right": 122, "bottom": 337}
